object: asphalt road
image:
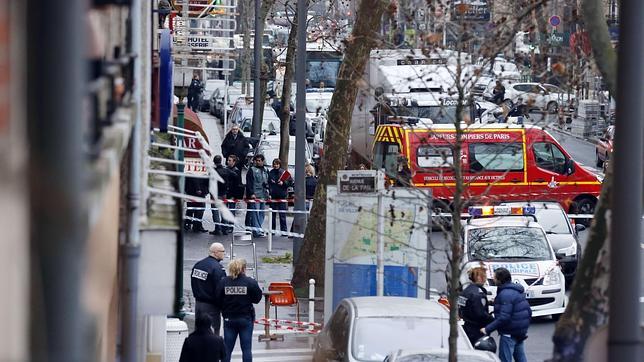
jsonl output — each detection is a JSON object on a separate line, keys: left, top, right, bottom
{"left": 188, "top": 111, "right": 642, "bottom": 361}
{"left": 424, "top": 128, "right": 641, "bottom": 362}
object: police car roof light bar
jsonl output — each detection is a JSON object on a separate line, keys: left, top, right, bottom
{"left": 468, "top": 205, "right": 537, "bottom": 221}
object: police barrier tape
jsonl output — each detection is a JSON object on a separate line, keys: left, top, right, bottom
{"left": 256, "top": 318, "right": 322, "bottom": 328}
{"left": 185, "top": 207, "right": 312, "bottom": 214}
{"left": 184, "top": 216, "right": 306, "bottom": 238}
{"left": 253, "top": 320, "right": 321, "bottom": 334}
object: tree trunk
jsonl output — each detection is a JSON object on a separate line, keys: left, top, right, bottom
{"left": 278, "top": 5, "right": 299, "bottom": 167}
{"left": 446, "top": 52, "right": 467, "bottom": 362}
{"left": 291, "top": 0, "right": 390, "bottom": 288}
{"left": 581, "top": 0, "right": 617, "bottom": 95}
{"left": 551, "top": 167, "right": 612, "bottom": 361}
{"left": 241, "top": 0, "right": 252, "bottom": 94}
{"left": 257, "top": 0, "right": 276, "bottom": 130}
{"left": 550, "top": 1, "right": 617, "bottom": 359}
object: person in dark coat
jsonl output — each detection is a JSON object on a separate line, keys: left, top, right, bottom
{"left": 191, "top": 243, "right": 227, "bottom": 335}
{"left": 304, "top": 164, "right": 318, "bottom": 210}
{"left": 267, "top": 158, "right": 293, "bottom": 232}
{"left": 185, "top": 176, "right": 209, "bottom": 232}
{"left": 492, "top": 80, "right": 506, "bottom": 105}
{"left": 215, "top": 259, "right": 263, "bottom": 362}
{"left": 482, "top": 267, "right": 531, "bottom": 362}
{"left": 458, "top": 267, "right": 494, "bottom": 345}
{"left": 245, "top": 154, "right": 269, "bottom": 238}
{"left": 212, "top": 155, "right": 233, "bottom": 235}
{"left": 187, "top": 74, "right": 203, "bottom": 112}
{"left": 224, "top": 154, "right": 243, "bottom": 233}
{"left": 179, "top": 315, "right": 226, "bottom": 362}
{"left": 221, "top": 124, "right": 250, "bottom": 168}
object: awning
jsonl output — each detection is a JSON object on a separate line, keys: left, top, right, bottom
{"left": 172, "top": 105, "right": 210, "bottom": 162}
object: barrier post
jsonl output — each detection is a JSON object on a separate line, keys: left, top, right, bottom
{"left": 267, "top": 207, "right": 273, "bottom": 253}
{"left": 308, "top": 279, "right": 315, "bottom": 330}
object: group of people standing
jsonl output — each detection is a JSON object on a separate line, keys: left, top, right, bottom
{"left": 181, "top": 242, "right": 262, "bottom": 362}
{"left": 185, "top": 121, "right": 320, "bottom": 239}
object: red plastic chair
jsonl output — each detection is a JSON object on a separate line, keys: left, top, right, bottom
{"left": 268, "top": 282, "right": 300, "bottom": 322}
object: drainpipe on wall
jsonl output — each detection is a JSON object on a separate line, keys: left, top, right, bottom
{"left": 121, "top": 0, "right": 142, "bottom": 361}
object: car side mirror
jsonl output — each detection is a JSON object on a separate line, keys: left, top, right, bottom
{"left": 555, "top": 252, "right": 564, "bottom": 260}
{"left": 575, "top": 224, "right": 586, "bottom": 232}
{"left": 566, "top": 159, "right": 575, "bottom": 175}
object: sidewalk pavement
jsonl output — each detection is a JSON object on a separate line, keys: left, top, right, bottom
{"left": 184, "top": 111, "right": 317, "bottom": 361}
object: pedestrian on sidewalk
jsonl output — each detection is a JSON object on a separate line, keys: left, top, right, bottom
{"left": 458, "top": 266, "right": 494, "bottom": 345}
{"left": 187, "top": 74, "right": 202, "bottom": 112}
{"left": 158, "top": 0, "right": 172, "bottom": 29}
{"left": 221, "top": 125, "right": 250, "bottom": 169}
{"left": 225, "top": 155, "right": 244, "bottom": 233}
{"left": 305, "top": 164, "right": 317, "bottom": 210}
{"left": 268, "top": 158, "right": 292, "bottom": 233}
{"left": 179, "top": 315, "right": 226, "bottom": 362}
{"left": 216, "top": 259, "right": 262, "bottom": 362}
{"left": 212, "top": 155, "right": 232, "bottom": 236}
{"left": 245, "top": 154, "right": 269, "bottom": 238}
{"left": 481, "top": 267, "right": 531, "bottom": 362}
{"left": 191, "top": 243, "right": 227, "bottom": 335}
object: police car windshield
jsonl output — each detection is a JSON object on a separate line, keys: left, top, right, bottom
{"left": 468, "top": 226, "right": 553, "bottom": 261}
{"left": 352, "top": 317, "right": 468, "bottom": 361}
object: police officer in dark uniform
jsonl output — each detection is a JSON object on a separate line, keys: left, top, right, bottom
{"left": 191, "top": 242, "right": 227, "bottom": 335}
{"left": 458, "top": 266, "right": 494, "bottom": 344}
{"left": 216, "top": 259, "right": 262, "bottom": 362}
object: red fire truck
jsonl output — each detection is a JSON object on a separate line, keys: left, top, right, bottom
{"left": 373, "top": 123, "right": 602, "bottom": 216}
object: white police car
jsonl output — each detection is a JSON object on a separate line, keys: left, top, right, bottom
{"left": 461, "top": 206, "right": 566, "bottom": 318}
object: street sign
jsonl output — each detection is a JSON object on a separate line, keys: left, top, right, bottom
{"left": 337, "top": 170, "right": 384, "bottom": 193}
{"left": 549, "top": 15, "right": 561, "bottom": 27}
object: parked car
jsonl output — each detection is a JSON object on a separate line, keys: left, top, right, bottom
{"left": 253, "top": 134, "right": 312, "bottom": 178}
{"left": 313, "top": 297, "right": 480, "bottom": 362}
{"left": 495, "top": 82, "right": 575, "bottom": 113}
{"left": 208, "top": 88, "right": 223, "bottom": 117}
{"left": 198, "top": 80, "right": 225, "bottom": 112}
{"left": 595, "top": 125, "right": 614, "bottom": 168}
{"left": 499, "top": 201, "right": 585, "bottom": 284}
{"left": 462, "top": 206, "right": 566, "bottom": 318}
{"left": 231, "top": 104, "right": 281, "bottom": 135}
{"left": 385, "top": 348, "right": 499, "bottom": 362}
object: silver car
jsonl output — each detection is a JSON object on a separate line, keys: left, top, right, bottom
{"left": 385, "top": 348, "right": 499, "bottom": 362}
{"left": 313, "top": 297, "right": 476, "bottom": 362}
{"left": 500, "top": 201, "right": 585, "bottom": 284}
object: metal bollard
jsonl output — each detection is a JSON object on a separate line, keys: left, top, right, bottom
{"left": 308, "top": 279, "right": 315, "bottom": 330}
{"left": 267, "top": 208, "right": 273, "bottom": 253}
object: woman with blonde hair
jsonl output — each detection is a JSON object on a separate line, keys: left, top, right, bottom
{"left": 216, "top": 259, "right": 262, "bottom": 362}
{"left": 304, "top": 164, "right": 318, "bottom": 201}
{"left": 458, "top": 266, "right": 494, "bottom": 344}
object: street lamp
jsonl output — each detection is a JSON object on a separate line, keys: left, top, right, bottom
{"left": 172, "top": 68, "right": 191, "bottom": 319}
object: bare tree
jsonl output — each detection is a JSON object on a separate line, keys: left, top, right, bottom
{"left": 550, "top": 0, "right": 617, "bottom": 359}
{"left": 292, "top": 0, "right": 391, "bottom": 287}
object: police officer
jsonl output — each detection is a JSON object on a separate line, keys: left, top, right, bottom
{"left": 191, "top": 243, "right": 227, "bottom": 335}
{"left": 458, "top": 266, "right": 494, "bottom": 345}
{"left": 216, "top": 259, "right": 262, "bottom": 362}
